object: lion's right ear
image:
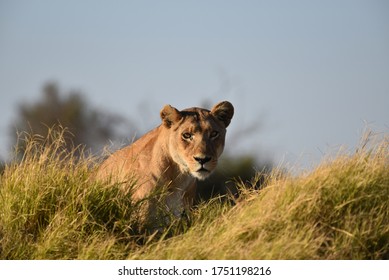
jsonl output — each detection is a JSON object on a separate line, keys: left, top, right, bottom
{"left": 160, "top": 105, "right": 182, "bottom": 128}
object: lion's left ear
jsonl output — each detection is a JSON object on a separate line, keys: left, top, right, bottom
{"left": 160, "top": 104, "right": 182, "bottom": 128}
{"left": 211, "top": 101, "right": 234, "bottom": 128}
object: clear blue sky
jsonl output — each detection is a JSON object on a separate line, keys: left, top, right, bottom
{"left": 1, "top": 0, "right": 388, "bottom": 169}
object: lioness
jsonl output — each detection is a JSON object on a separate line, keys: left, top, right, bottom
{"left": 95, "top": 101, "right": 234, "bottom": 225}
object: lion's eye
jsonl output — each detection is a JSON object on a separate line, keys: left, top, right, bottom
{"left": 182, "top": 132, "right": 193, "bottom": 140}
{"left": 210, "top": 131, "right": 219, "bottom": 138}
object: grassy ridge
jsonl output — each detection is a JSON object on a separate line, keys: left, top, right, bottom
{"left": 136, "top": 138, "right": 389, "bottom": 259}
{"left": 0, "top": 130, "right": 388, "bottom": 259}
{"left": 0, "top": 130, "right": 140, "bottom": 259}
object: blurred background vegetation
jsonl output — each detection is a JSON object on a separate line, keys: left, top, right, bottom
{"left": 1, "top": 82, "right": 272, "bottom": 200}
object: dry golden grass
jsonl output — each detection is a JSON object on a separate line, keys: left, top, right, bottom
{"left": 1, "top": 129, "right": 388, "bottom": 259}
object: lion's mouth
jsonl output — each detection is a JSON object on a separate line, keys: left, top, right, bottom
{"left": 197, "top": 167, "right": 210, "bottom": 173}
{"left": 191, "top": 167, "right": 212, "bottom": 180}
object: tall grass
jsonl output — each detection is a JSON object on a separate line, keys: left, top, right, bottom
{"left": 134, "top": 133, "right": 389, "bottom": 260}
{"left": 0, "top": 129, "right": 388, "bottom": 259}
{"left": 0, "top": 129, "right": 142, "bottom": 259}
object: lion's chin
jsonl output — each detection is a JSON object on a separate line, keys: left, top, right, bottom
{"left": 191, "top": 169, "right": 212, "bottom": 180}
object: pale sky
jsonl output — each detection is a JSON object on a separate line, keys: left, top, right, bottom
{"left": 1, "top": 0, "right": 388, "bottom": 170}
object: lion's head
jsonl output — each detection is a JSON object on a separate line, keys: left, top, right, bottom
{"left": 160, "top": 101, "right": 234, "bottom": 180}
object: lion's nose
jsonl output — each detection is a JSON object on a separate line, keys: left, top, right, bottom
{"left": 194, "top": 156, "right": 211, "bottom": 165}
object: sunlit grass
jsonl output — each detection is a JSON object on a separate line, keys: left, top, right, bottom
{"left": 0, "top": 128, "right": 388, "bottom": 259}
{"left": 0, "top": 129, "right": 141, "bottom": 259}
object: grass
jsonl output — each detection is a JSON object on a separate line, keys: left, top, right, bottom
{"left": 0, "top": 129, "right": 388, "bottom": 259}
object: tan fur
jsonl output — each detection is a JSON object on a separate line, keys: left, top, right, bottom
{"left": 95, "top": 101, "right": 234, "bottom": 222}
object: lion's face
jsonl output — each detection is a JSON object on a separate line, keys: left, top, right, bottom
{"left": 160, "top": 101, "right": 234, "bottom": 180}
